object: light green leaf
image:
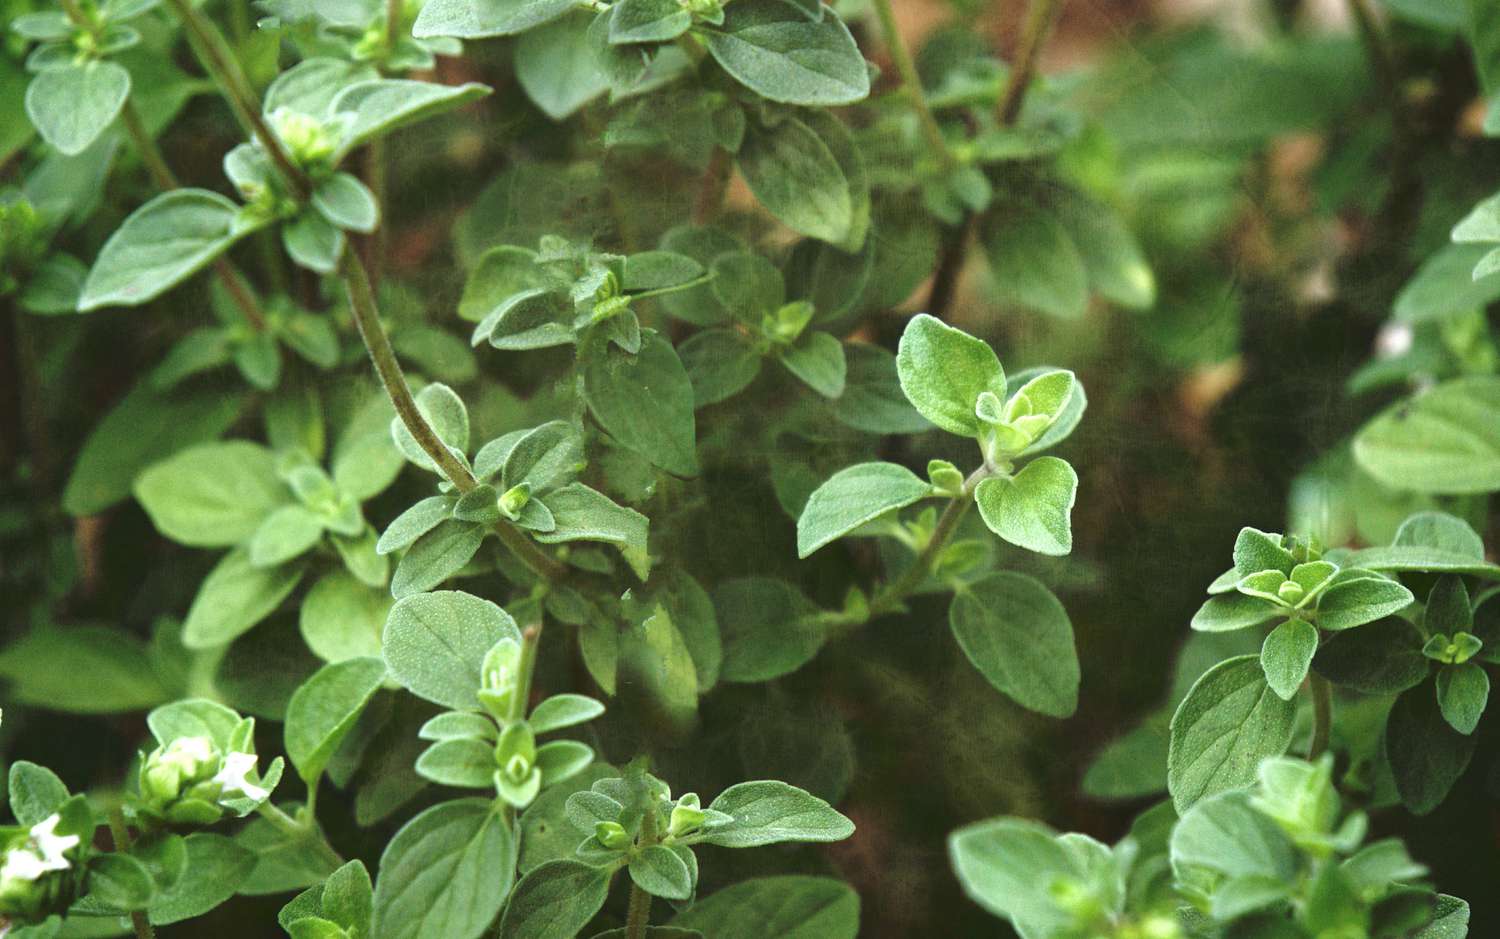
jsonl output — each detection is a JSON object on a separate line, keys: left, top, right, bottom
{"left": 535, "top": 483, "right": 651, "bottom": 579}
{"left": 183, "top": 547, "right": 304, "bottom": 649}
{"left": 331, "top": 79, "right": 492, "bottom": 156}
{"left": 390, "top": 519, "right": 485, "bottom": 599}
{"left": 947, "top": 818, "right": 1077, "bottom": 936}
{"left": 1170, "top": 790, "right": 1296, "bottom": 883}
{"left": 1352, "top": 376, "right": 1500, "bottom": 494}
{"left": 1392, "top": 244, "right": 1500, "bottom": 323}
{"left": 249, "top": 505, "right": 327, "bottom": 568}
{"left": 372, "top": 798, "right": 514, "bottom": 939}
{"left": 9, "top": 762, "right": 69, "bottom": 827}
{"left": 610, "top": 0, "right": 692, "bottom": 43}
{"left": 378, "top": 496, "right": 458, "bottom": 556}
{"left": 702, "top": 780, "right": 853, "bottom": 848}
{"left": 629, "top": 844, "right": 692, "bottom": 900}
{"left": 501, "top": 420, "right": 584, "bottom": 494}
{"left": 413, "top": 0, "right": 578, "bottom": 38}
{"left": 497, "top": 860, "right": 612, "bottom": 939}
{"left": 79, "top": 190, "right": 265, "bottom": 310}
{"left": 980, "top": 201, "right": 1089, "bottom": 319}
{"left": 737, "top": 117, "right": 854, "bottom": 246}
{"left": 514, "top": 11, "right": 609, "bottom": 120}
{"left": 1260, "top": 618, "right": 1318, "bottom": 700}
{"left": 285, "top": 657, "right": 387, "bottom": 783}
{"left": 1168, "top": 655, "right": 1297, "bottom": 812}
{"left": 383, "top": 590, "right": 521, "bottom": 710}
{"left": 796, "top": 461, "right": 931, "bottom": 558}
{"left": 895, "top": 313, "right": 1005, "bottom": 436}
{"left": 264, "top": 57, "right": 379, "bottom": 118}
{"left": 86, "top": 853, "right": 157, "bottom": 911}
{"left": 670, "top": 876, "right": 858, "bottom": 939}
{"left": 714, "top": 577, "right": 824, "bottom": 683}
{"left": 1053, "top": 189, "right": 1155, "bottom": 310}
{"left": 0, "top": 626, "right": 170, "bottom": 714}
{"left": 1436, "top": 662, "right": 1488, "bottom": 734}
{"left": 313, "top": 172, "right": 379, "bottom": 233}
{"left": 415, "top": 737, "right": 495, "bottom": 788}
{"left": 282, "top": 211, "right": 345, "bottom": 274}
{"left": 974, "top": 457, "right": 1078, "bottom": 556}
{"left": 1315, "top": 575, "right": 1414, "bottom": 631}
{"left": 949, "top": 572, "right": 1079, "bottom": 717}
{"left": 148, "top": 834, "right": 257, "bottom": 925}
{"left": 300, "top": 570, "right": 392, "bottom": 663}
{"left": 701, "top": 0, "right": 869, "bottom": 106}
{"left": 529, "top": 694, "right": 605, "bottom": 734}
{"left": 583, "top": 331, "right": 698, "bottom": 477}
{"left": 1191, "top": 593, "right": 1282, "bottom": 633}
{"left": 134, "top": 441, "right": 286, "bottom": 548}
{"left": 779, "top": 332, "right": 846, "bottom": 398}
{"left": 26, "top": 60, "right": 130, "bottom": 156}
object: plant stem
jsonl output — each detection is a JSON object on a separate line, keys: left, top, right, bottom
{"left": 340, "top": 246, "right": 571, "bottom": 582}
{"left": 869, "top": 466, "right": 990, "bottom": 616}
{"left": 1308, "top": 673, "right": 1333, "bottom": 759}
{"left": 997, "top": 0, "right": 1063, "bottom": 126}
{"left": 625, "top": 882, "right": 653, "bottom": 939}
{"left": 508, "top": 622, "right": 543, "bottom": 723}
{"left": 870, "top": 0, "right": 954, "bottom": 170}
{"left": 106, "top": 808, "right": 156, "bottom": 939}
{"left": 386, "top": 0, "right": 404, "bottom": 50}
{"left": 692, "top": 147, "right": 732, "bottom": 225}
{"left": 59, "top": 0, "right": 271, "bottom": 332}
{"left": 163, "top": 0, "right": 312, "bottom": 201}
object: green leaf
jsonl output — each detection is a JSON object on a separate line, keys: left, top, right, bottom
{"left": 390, "top": 519, "right": 486, "bottom": 599}
{"left": 420, "top": 711, "right": 498, "bottom": 742}
{"left": 710, "top": 251, "right": 784, "bottom": 320}
{"left": 472, "top": 287, "right": 574, "bottom": 350}
{"left": 1392, "top": 243, "right": 1500, "bottom": 323}
{"left": 1260, "top": 618, "right": 1318, "bottom": 700}
{"left": 133, "top": 441, "right": 286, "bottom": 548}
{"left": 980, "top": 201, "right": 1089, "bottom": 319}
{"left": 502, "top": 420, "right": 584, "bottom": 494}
{"left": 1052, "top": 189, "right": 1155, "bottom": 310}
{"left": 670, "top": 876, "right": 858, "bottom": 939}
{"left": 949, "top": 572, "right": 1079, "bottom": 717}
{"left": 679, "top": 328, "right": 762, "bottom": 407}
{"left": 383, "top": 590, "right": 521, "bottom": 710}
{"left": 779, "top": 332, "right": 846, "bottom": 398}
{"left": 285, "top": 657, "right": 387, "bottom": 783}
{"left": 250, "top": 505, "right": 327, "bottom": 568}
{"left": 795, "top": 461, "right": 931, "bottom": 558}
{"left": 833, "top": 343, "right": 931, "bottom": 435}
{"left": 894, "top": 313, "right": 1005, "bottom": 437}
{"left": 497, "top": 860, "right": 612, "bottom": 939}
{"left": 583, "top": 331, "right": 698, "bottom": 477}
{"left": 1191, "top": 593, "right": 1282, "bottom": 633}
{"left": 1345, "top": 511, "right": 1500, "bottom": 579}
{"left": 1352, "top": 377, "right": 1500, "bottom": 494}
{"left": 529, "top": 694, "right": 605, "bottom": 734}
{"left": 629, "top": 844, "right": 693, "bottom": 900}
{"left": 283, "top": 211, "right": 346, "bottom": 274}
{"left": 378, "top": 496, "right": 457, "bottom": 556}
{"left": 1436, "top": 662, "right": 1488, "bottom": 734}
{"left": 264, "top": 56, "right": 380, "bottom": 117}
{"left": 79, "top": 189, "right": 265, "bottom": 310}
{"left": 514, "top": 11, "right": 609, "bottom": 120}
{"left": 64, "top": 383, "right": 244, "bottom": 516}
{"left": 415, "top": 737, "right": 495, "bottom": 788}
{"left": 330, "top": 79, "right": 492, "bottom": 156}
{"left": 183, "top": 547, "right": 305, "bottom": 649}
{"left": 702, "top": 780, "right": 853, "bottom": 848}
{"left": 737, "top": 117, "right": 854, "bottom": 246}
{"left": 714, "top": 577, "right": 824, "bottom": 683}
{"left": 946, "top": 819, "right": 1078, "bottom": 936}
{"left": 321, "top": 860, "right": 374, "bottom": 935}
{"left": 313, "top": 172, "right": 379, "bottom": 233}
{"left": 1170, "top": 790, "right": 1296, "bottom": 884}
{"left": 974, "top": 458, "right": 1078, "bottom": 556}
{"left": 87, "top": 853, "right": 157, "bottom": 911}
{"left": 372, "top": 798, "right": 514, "bottom": 939}
{"left": 413, "top": 0, "right": 578, "bottom": 38}
{"left": 1416, "top": 895, "right": 1471, "bottom": 938}
{"left": 1168, "top": 655, "right": 1297, "bottom": 812}
{"left": 701, "top": 0, "right": 869, "bottom": 106}
{"left": 1385, "top": 677, "right": 1477, "bottom": 814}
{"left": 1316, "top": 575, "right": 1414, "bottom": 631}
{"left": 1233, "top": 527, "right": 1297, "bottom": 578}
{"left": 1312, "top": 617, "right": 1429, "bottom": 694}
{"left": 0, "top": 626, "right": 170, "bottom": 713}
{"left": 9, "top": 762, "right": 69, "bottom": 827}
{"left": 148, "top": 698, "right": 241, "bottom": 750}
{"left": 148, "top": 834, "right": 257, "bottom": 925}
{"left": 300, "top": 570, "right": 392, "bottom": 663}
{"left": 535, "top": 483, "right": 651, "bottom": 580}
{"left": 26, "top": 60, "right": 130, "bottom": 156}
{"left": 610, "top": 0, "right": 692, "bottom": 43}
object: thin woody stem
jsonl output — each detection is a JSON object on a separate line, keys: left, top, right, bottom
{"left": 871, "top": 0, "right": 955, "bottom": 170}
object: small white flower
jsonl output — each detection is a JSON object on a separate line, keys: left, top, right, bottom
{"left": 213, "top": 752, "right": 268, "bottom": 803}
{"left": 0, "top": 848, "right": 49, "bottom": 885}
{"left": 28, "top": 814, "right": 78, "bottom": 872}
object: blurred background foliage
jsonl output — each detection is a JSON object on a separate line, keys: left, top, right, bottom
{"left": 3, "top": 0, "right": 1499, "bottom": 935}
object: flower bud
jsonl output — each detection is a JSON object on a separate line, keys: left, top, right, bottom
{"left": 594, "top": 821, "right": 631, "bottom": 851}
{"left": 477, "top": 638, "right": 521, "bottom": 718}
{"left": 667, "top": 793, "right": 706, "bottom": 839}
{"left": 269, "top": 108, "right": 338, "bottom": 166}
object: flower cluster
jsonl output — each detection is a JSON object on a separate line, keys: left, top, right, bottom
{"left": 0, "top": 814, "right": 82, "bottom": 922}
{"left": 137, "top": 734, "right": 271, "bottom": 826}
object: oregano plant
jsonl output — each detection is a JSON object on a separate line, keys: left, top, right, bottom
{"left": 2, "top": 0, "right": 1499, "bottom": 937}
